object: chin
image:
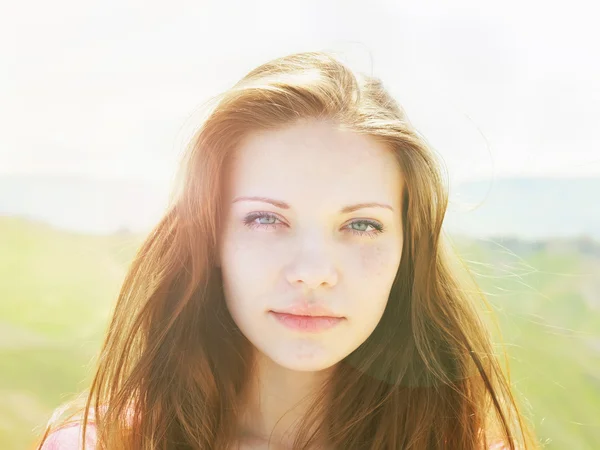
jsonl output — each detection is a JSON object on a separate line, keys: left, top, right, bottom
{"left": 276, "top": 358, "right": 337, "bottom": 372}
{"left": 264, "top": 346, "right": 344, "bottom": 372}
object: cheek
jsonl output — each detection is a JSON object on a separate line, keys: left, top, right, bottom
{"left": 219, "top": 231, "right": 281, "bottom": 309}
{"left": 222, "top": 232, "right": 283, "bottom": 279}
{"left": 356, "top": 239, "right": 402, "bottom": 279}
{"left": 347, "top": 239, "right": 402, "bottom": 313}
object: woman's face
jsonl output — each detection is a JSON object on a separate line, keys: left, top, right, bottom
{"left": 218, "top": 118, "right": 404, "bottom": 372}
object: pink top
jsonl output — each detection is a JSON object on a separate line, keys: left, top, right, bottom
{"left": 40, "top": 423, "right": 97, "bottom": 450}
{"left": 40, "top": 422, "right": 509, "bottom": 449}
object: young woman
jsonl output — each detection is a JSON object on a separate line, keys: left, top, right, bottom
{"left": 36, "top": 51, "right": 539, "bottom": 449}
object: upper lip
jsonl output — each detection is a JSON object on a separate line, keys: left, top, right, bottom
{"left": 271, "top": 301, "right": 344, "bottom": 318}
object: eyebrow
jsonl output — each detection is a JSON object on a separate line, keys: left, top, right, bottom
{"left": 232, "top": 196, "right": 394, "bottom": 213}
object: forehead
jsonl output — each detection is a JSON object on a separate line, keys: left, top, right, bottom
{"left": 226, "top": 119, "right": 403, "bottom": 209}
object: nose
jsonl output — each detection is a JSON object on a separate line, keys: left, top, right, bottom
{"left": 284, "top": 235, "right": 339, "bottom": 290}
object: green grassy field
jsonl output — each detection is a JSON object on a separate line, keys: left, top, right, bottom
{"left": 1, "top": 217, "right": 599, "bottom": 449}
{"left": 0, "top": 217, "right": 142, "bottom": 449}
{"left": 453, "top": 236, "right": 600, "bottom": 448}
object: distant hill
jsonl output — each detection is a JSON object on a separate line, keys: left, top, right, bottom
{"left": 1, "top": 173, "right": 599, "bottom": 239}
{"left": 0, "top": 174, "right": 171, "bottom": 234}
{"left": 444, "top": 176, "right": 600, "bottom": 239}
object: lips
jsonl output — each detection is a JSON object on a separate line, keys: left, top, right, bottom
{"left": 269, "top": 311, "right": 344, "bottom": 332}
{"left": 271, "top": 302, "right": 344, "bottom": 318}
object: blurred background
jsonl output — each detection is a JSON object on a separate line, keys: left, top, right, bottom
{"left": 1, "top": 0, "right": 599, "bottom": 448}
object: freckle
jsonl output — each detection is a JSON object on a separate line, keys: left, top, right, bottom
{"left": 372, "top": 245, "right": 391, "bottom": 273}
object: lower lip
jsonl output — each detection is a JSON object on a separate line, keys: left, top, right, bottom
{"left": 269, "top": 312, "right": 344, "bottom": 332}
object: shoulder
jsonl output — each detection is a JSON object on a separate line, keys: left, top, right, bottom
{"left": 39, "top": 422, "right": 97, "bottom": 450}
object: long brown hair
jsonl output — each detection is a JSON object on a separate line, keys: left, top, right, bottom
{"left": 36, "top": 51, "right": 539, "bottom": 449}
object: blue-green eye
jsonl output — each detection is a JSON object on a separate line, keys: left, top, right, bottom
{"left": 243, "top": 212, "right": 385, "bottom": 238}
{"left": 243, "top": 212, "right": 280, "bottom": 230}
{"left": 347, "top": 220, "right": 385, "bottom": 238}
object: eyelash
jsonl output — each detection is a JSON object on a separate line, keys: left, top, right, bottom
{"left": 242, "top": 212, "right": 386, "bottom": 239}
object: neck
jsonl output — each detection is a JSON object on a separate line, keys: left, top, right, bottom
{"left": 238, "top": 351, "right": 334, "bottom": 448}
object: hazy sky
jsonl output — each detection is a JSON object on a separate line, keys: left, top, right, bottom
{"left": 2, "top": 0, "right": 600, "bottom": 190}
